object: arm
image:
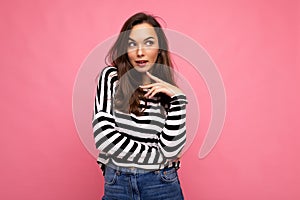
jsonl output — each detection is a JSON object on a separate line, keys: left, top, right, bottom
{"left": 92, "top": 66, "right": 165, "bottom": 164}
{"left": 158, "top": 94, "right": 187, "bottom": 159}
{"left": 139, "top": 72, "right": 188, "bottom": 160}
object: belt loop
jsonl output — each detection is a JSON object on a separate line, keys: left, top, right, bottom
{"left": 115, "top": 165, "right": 121, "bottom": 175}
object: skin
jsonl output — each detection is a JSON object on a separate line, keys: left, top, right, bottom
{"left": 127, "top": 23, "right": 159, "bottom": 76}
{"left": 127, "top": 23, "right": 184, "bottom": 98}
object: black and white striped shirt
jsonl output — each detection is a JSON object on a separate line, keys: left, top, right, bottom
{"left": 92, "top": 66, "right": 187, "bottom": 170}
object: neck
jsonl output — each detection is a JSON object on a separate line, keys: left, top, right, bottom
{"left": 142, "top": 74, "right": 151, "bottom": 85}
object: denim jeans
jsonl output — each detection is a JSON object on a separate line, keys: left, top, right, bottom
{"left": 102, "top": 165, "right": 184, "bottom": 200}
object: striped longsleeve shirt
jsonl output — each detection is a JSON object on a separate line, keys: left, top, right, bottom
{"left": 92, "top": 66, "right": 187, "bottom": 170}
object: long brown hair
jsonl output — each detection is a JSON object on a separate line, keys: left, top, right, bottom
{"left": 106, "top": 12, "right": 176, "bottom": 115}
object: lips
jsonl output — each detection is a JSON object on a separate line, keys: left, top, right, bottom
{"left": 135, "top": 60, "right": 148, "bottom": 64}
{"left": 135, "top": 60, "right": 148, "bottom": 67}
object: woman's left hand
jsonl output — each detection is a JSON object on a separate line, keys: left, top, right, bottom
{"left": 139, "top": 71, "right": 184, "bottom": 98}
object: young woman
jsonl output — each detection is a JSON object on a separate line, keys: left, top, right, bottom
{"left": 92, "top": 12, "right": 187, "bottom": 200}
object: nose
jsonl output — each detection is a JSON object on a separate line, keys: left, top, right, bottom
{"left": 137, "top": 45, "right": 144, "bottom": 57}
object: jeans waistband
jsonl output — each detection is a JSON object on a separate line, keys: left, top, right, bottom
{"left": 103, "top": 161, "right": 180, "bottom": 175}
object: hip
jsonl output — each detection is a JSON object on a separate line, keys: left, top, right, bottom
{"left": 102, "top": 164, "right": 184, "bottom": 200}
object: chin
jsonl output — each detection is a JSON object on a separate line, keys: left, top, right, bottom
{"left": 133, "top": 65, "right": 153, "bottom": 73}
{"left": 133, "top": 67, "right": 148, "bottom": 73}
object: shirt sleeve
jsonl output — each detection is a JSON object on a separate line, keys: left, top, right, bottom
{"left": 92, "top": 66, "right": 165, "bottom": 165}
{"left": 158, "top": 94, "right": 188, "bottom": 159}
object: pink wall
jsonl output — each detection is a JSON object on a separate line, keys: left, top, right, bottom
{"left": 1, "top": 0, "right": 299, "bottom": 199}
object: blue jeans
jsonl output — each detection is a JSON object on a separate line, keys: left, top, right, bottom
{"left": 102, "top": 165, "right": 184, "bottom": 200}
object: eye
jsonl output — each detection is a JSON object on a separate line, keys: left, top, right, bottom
{"left": 145, "top": 40, "right": 154, "bottom": 46}
{"left": 128, "top": 41, "right": 136, "bottom": 48}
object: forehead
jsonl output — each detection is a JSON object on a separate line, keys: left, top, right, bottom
{"left": 129, "top": 23, "right": 158, "bottom": 40}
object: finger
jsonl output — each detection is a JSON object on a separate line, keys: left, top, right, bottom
{"left": 149, "top": 88, "right": 165, "bottom": 98}
{"left": 139, "top": 83, "right": 159, "bottom": 88}
{"left": 145, "top": 85, "right": 163, "bottom": 98}
{"left": 146, "top": 71, "right": 163, "bottom": 83}
{"left": 144, "top": 86, "right": 158, "bottom": 98}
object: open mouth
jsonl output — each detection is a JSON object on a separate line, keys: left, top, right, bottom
{"left": 135, "top": 60, "right": 148, "bottom": 66}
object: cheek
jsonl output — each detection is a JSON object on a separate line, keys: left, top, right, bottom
{"left": 127, "top": 51, "right": 135, "bottom": 61}
{"left": 147, "top": 49, "right": 159, "bottom": 61}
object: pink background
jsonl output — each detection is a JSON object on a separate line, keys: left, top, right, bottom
{"left": 1, "top": 0, "right": 299, "bottom": 199}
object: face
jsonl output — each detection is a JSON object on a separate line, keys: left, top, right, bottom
{"left": 127, "top": 23, "right": 159, "bottom": 74}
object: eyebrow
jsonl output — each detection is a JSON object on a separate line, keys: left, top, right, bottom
{"left": 128, "top": 36, "right": 155, "bottom": 41}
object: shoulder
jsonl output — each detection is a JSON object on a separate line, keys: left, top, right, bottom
{"left": 96, "top": 66, "right": 118, "bottom": 83}
{"left": 100, "top": 65, "right": 118, "bottom": 77}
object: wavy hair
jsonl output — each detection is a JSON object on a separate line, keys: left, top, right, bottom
{"left": 106, "top": 12, "right": 176, "bottom": 115}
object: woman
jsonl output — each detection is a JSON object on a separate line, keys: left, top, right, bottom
{"left": 93, "top": 12, "right": 187, "bottom": 200}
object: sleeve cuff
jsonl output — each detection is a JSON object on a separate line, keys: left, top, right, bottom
{"left": 170, "top": 94, "right": 188, "bottom": 105}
